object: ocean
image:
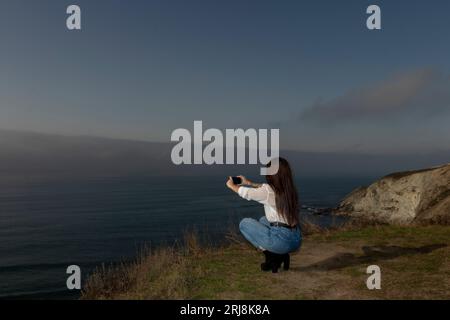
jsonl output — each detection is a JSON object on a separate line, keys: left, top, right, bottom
{"left": 0, "top": 175, "right": 375, "bottom": 299}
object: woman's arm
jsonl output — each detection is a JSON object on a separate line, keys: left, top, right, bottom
{"left": 226, "top": 176, "right": 268, "bottom": 203}
{"left": 237, "top": 175, "right": 262, "bottom": 188}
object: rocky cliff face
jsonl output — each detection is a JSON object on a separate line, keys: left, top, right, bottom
{"left": 335, "top": 164, "right": 450, "bottom": 225}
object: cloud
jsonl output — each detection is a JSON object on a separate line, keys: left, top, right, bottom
{"left": 300, "top": 68, "right": 450, "bottom": 123}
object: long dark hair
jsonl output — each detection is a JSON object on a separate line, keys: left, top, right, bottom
{"left": 265, "top": 158, "right": 299, "bottom": 226}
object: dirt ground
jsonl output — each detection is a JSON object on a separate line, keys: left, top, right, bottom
{"left": 195, "top": 226, "right": 450, "bottom": 299}
{"left": 82, "top": 225, "right": 450, "bottom": 300}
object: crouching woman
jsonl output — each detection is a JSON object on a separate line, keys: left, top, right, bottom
{"left": 226, "top": 158, "right": 302, "bottom": 273}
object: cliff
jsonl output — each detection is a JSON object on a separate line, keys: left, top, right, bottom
{"left": 335, "top": 164, "right": 450, "bottom": 225}
{"left": 81, "top": 225, "right": 450, "bottom": 300}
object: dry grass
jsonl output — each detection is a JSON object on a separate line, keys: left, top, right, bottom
{"left": 82, "top": 233, "right": 204, "bottom": 300}
{"left": 81, "top": 224, "right": 450, "bottom": 300}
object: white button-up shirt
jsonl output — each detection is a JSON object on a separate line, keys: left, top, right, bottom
{"left": 238, "top": 184, "right": 289, "bottom": 225}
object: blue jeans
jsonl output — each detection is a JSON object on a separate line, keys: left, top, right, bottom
{"left": 239, "top": 216, "right": 302, "bottom": 254}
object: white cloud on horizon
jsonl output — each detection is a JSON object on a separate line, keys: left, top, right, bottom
{"left": 299, "top": 68, "right": 450, "bottom": 123}
{"left": 275, "top": 68, "right": 450, "bottom": 153}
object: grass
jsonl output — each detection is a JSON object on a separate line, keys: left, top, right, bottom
{"left": 383, "top": 167, "right": 436, "bottom": 180}
{"left": 81, "top": 224, "right": 450, "bottom": 300}
{"left": 312, "top": 224, "right": 450, "bottom": 243}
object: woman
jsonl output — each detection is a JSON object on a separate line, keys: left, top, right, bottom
{"left": 226, "top": 157, "right": 302, "bottom": 273}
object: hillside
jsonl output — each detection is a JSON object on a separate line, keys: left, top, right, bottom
{"left": 81, "top": 225, "right": 450, "bottom": 300}
{"left": 335, "top": 164, "right": 450, "bottom": 224}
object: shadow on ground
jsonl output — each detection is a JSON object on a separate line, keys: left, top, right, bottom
{"left": 296, "top": 244, "right": 447, "bottom": 271}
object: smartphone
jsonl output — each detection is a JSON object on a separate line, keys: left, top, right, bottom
{"left": 232, "top": 176, "right": 242, "bottom": 185}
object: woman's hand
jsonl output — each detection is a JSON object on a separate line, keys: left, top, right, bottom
{"left": 237, "top": 175, "right": 262, "bottom": 188}
{"left": 226, "top": 177, "right": 240, "bottom": 193}
{"left": 237, "top": 175, "right": 251, "bottom": 186}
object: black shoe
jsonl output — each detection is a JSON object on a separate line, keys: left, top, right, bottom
{"left": 261, "top": 251, "right": 283, "bottom": 273}
{"left": 271, "top": 253, "right": 283, "bottom": 273}
{"left": 283, "top": 254, "right": 290, "bottom": 271}
{"left": 271, "top": 258, "right": 282, "bottom": 273}
{"left": 260, "top": 251, "right": 272, "bottom": 271}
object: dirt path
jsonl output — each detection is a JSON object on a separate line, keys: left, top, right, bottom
{"left": 256, "top": 234, "right": 450, "bottom": 299}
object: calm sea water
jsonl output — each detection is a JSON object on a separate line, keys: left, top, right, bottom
{"left": 0, "top": 175, "right": 375, "bottom": 299}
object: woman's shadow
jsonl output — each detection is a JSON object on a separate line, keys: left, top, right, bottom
{"left": 296, "top": 244, "right": 447, "bottom": 272}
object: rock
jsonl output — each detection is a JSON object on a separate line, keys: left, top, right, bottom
{"left": 335, "top": 164, "right": 450, "bottom": 225}
{"left": 311, "top": 207, "right": 333, "bottom": 215}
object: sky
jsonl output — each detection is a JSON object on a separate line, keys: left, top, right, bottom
{"left": 0, "top": 0, "right": 449, "bottom": 154}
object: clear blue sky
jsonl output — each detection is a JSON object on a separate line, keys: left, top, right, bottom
{"left": 0, "top": 0, "right": 449, "bottom": 154}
